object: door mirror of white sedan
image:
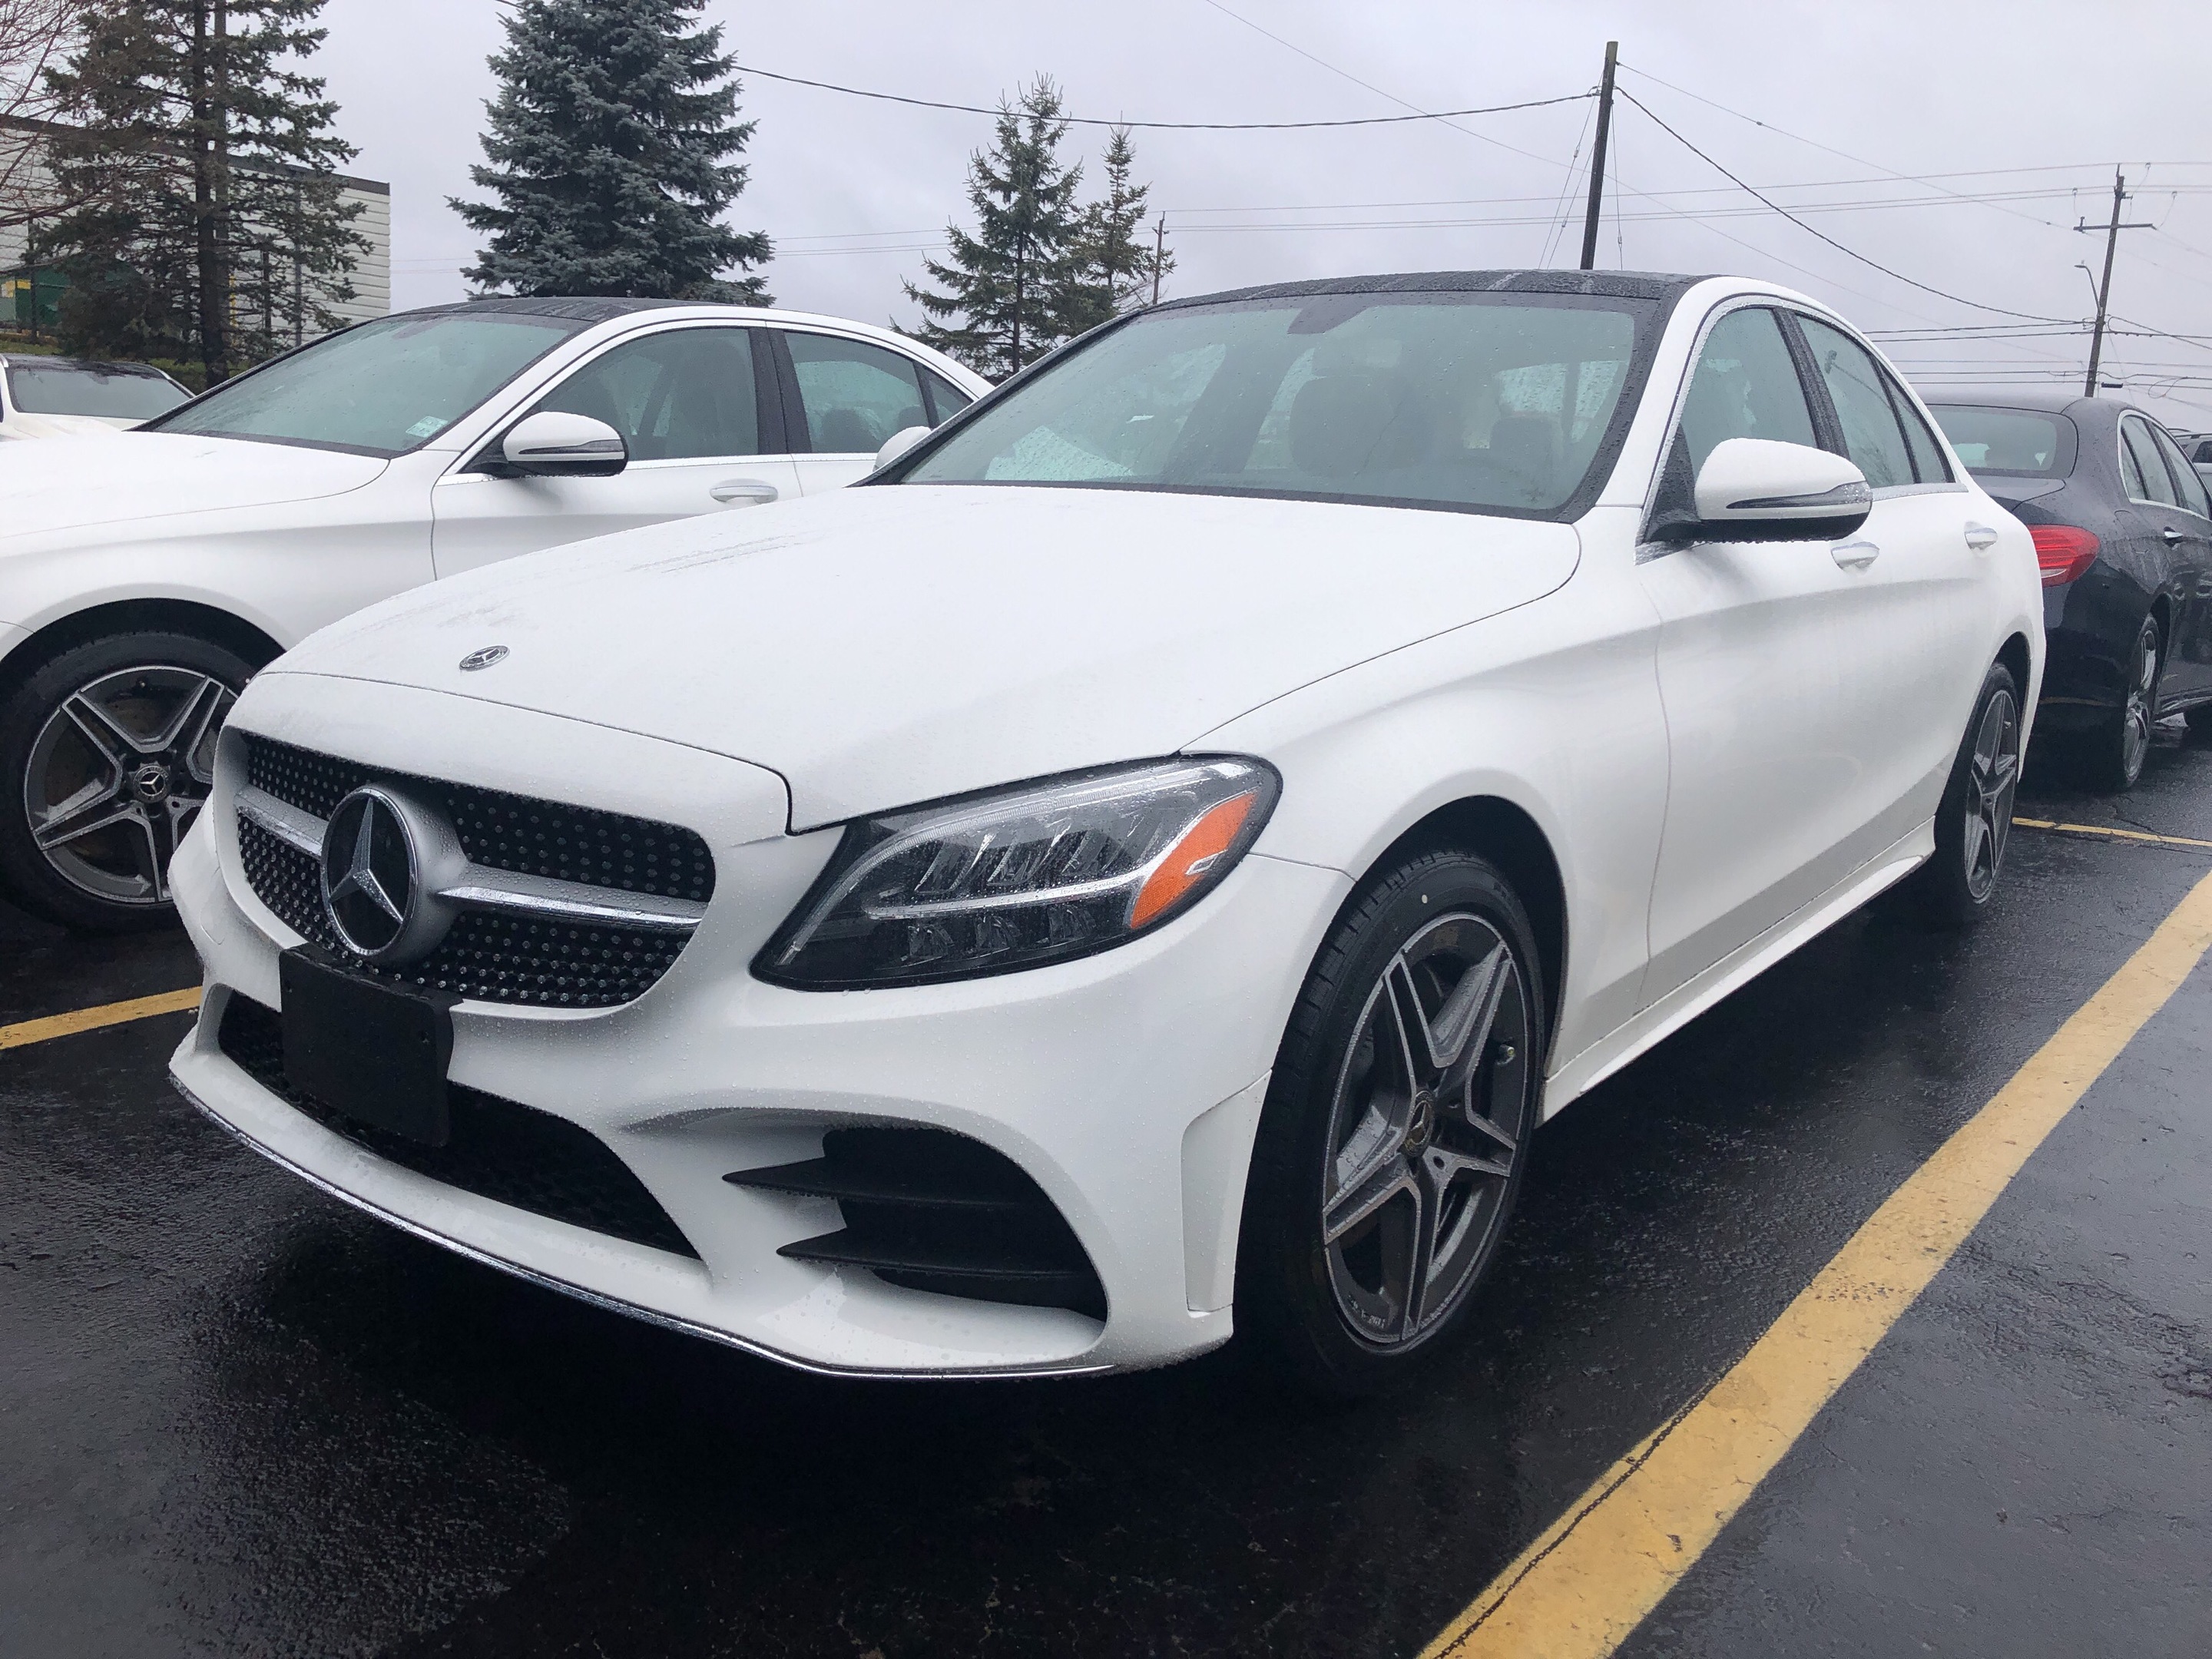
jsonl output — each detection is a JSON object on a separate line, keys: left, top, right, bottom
{"left": 1687, "top": 438, "right": 1872, "bottom": 542}
{"left": 499, "top": 411, "right": 628, "bottom": 478}
{"left": 873, "top": 424, "right": 933, "bottom": 472}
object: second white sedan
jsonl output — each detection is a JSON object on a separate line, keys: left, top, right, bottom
{"left": 170, "top": 270, "right": 2040, "bottom": 1393}
{"left": 0, "top": 301, "right": 987, "bottom": 930}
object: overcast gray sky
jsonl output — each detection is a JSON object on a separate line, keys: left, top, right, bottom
{"left": 320, "top": 0, "right": 2212, "bottom": 426}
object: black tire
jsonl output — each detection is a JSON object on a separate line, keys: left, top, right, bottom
{"left": 2078, "top": 614, "right": 2161, "bottom": 792}
{"left": 0, "top": 631, "right": 254, "bottom": 932}
{"left": 1236, "top": 849, "right": 1546, "bottom": 1398}
{"left": 2184, "top": 702, "right": 2212, "bottom": 740}
{"left": 1910, "top": 660, "right": 2022, "bottom": 929}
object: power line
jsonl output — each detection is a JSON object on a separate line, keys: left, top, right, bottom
{"left": 1163, "top": 171, "right": 2212, "bottom": 217}
{"left": 1615, "top": 61, "right": 2076, "bottom": 234}
{"left": 1615, "top": 87, "right": 2074, "bottom": 324}
{"left": 730, "top": 60, "right": 1591, "bottom": 132}
{"left": 1190, "top": 0, "right": 1584, "bottom": 174}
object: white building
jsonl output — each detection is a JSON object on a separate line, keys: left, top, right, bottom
{"left": 0, "top": 114, "right": 390, "bottom": 340}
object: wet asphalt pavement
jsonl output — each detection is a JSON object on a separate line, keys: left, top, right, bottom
{"left": 5, "top": 728, "right": 2210, "bottom": 1657}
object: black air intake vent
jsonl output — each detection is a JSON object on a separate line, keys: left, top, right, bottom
{"left": 218, "top": 993, "right": 697, "bottom": 1259}
{"left": 726, "top": 1128, "right": 1106, "bottom": 1320}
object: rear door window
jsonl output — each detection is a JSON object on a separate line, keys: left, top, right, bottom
{"left": 2121, "top": 416, "right": 2178, "bottom": 507}
{"left": 2149, "top": 422, "right": 2210, "bottom": 518}
{"left": 785, "top": 333, "right": 930, "bottom": 454}
{"left": 1796, "top": 316, "right": 1913, "bottom": 488}
{"left": 1888, "top": 386, "right": 1952, "bottom": 484}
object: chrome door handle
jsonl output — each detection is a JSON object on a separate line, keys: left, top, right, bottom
{"left": 710, "top": 478, "right": 780, "bottom": 505}
{"left": 1832, "top": 539, "right": 1879, "bottom": 570}
{"left": 1964, "top": 521, "right": 1999, "bottom": 551}
{"left": 2161, "top": 526, "right": 2185, "bottom": 545}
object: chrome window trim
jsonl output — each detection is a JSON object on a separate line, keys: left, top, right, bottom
{"left": 1871, "top": 479, "right": 1971, "bottom": 499}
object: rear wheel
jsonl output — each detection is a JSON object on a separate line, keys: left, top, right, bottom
{"left": 1237, "top": 849, "right": 1545, "bottom": 1397}
{"left": 2184, "top": 703, "right": 2212, "bottom": 740}
{"left": 0, "top": 631, "right": 252, "bottom": 932}
{"left": 1912, "top": 660, "right": 2021, "bottom": 929}
{"left": 2079, "top": 615, "right": 2161, "bottom": 791}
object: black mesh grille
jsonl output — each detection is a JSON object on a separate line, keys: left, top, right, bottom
{"left": 237, "top": 735, "right": 711, "bottom": 1008}
{"left": 244, "top": 734, "right": 714, "bottom": 901}
{"left": 218, "top": 992, "right": 697, "bottom": 1259}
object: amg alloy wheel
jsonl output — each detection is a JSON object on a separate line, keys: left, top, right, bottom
{"left": 2088, "top": 616, "right": 2161, "bottom": 792}
{"left": 0, "top": 632, "right": 253, "bottom": 932}
{"left": 1320, "top": 911, "right": 1533, "bottom": 1348}
{"left": 1239, "top": 849, "right": 1544, "bottom": 1396}
{"left": 1959, "top": 682, "right": 2020, "bottom": 905}
{"left": 1912, "top": 660, "right": 2022, "bottom": 929}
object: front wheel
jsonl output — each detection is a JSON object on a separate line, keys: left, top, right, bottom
{"left": 0, "top": 631, "right": 253, "bottom": 932}
{"left": 1911, "top": 659, "right": 2021, "bottom": 929}
{"left": 1237, "top": 849, "right": 1545, "bottom": 1397}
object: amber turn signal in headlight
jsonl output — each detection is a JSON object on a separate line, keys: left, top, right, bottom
{"left": 757, "top": 757, "right": 1280, "bottom": 988}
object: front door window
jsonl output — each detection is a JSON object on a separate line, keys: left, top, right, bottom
{"left": 531, "top": 327, "right": 762, "bottom": 462}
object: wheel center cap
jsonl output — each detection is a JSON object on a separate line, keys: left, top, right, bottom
{"left": 1407, "top": 1089, "right": 1438, "bottom": 1151}
{"left": 131, "top": 762, "right": 171, "bottom": 804}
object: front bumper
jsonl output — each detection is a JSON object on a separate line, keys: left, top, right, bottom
{"left": 171, "top": 681, "right": 1346, "bottom": 1376}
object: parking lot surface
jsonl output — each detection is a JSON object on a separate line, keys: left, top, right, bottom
{"left": 6, "top": 727, "right": 2212, "bottom": 1658}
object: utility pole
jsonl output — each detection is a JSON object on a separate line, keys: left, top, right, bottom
{"left": 1578, "top": 40, "right": 1618, "bottom": 272}
{"left": 1151, "top": 214, "right": 1166, "bottom": 306}
{"left": 2078, "top": 168, "right": 2152, "bottom": 396}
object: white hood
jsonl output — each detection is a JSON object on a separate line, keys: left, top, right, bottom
{"left": 0, "top": 431, "right": 386, "bottom": 545}
{"left": 270, "top": 486, "right": 1581, "bottom": 826}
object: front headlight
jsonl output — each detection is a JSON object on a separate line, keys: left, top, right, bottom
{"left": 757, "top": 757, "right": 1280, "bottom": 988}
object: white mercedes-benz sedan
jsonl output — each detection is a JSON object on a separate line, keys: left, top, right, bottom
{"left": 0, "top": 300, "right": 985, "bottom": 932}
{"left": 169, "top": 270, "right": 2041, "bottom": 1392}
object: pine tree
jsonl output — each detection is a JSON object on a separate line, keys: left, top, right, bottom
{"left": 38, "top": 0, "right": 365, "bottom": 382}
{"left": 455, "top": 0, "right": 770, "bottom": 303}
{"left": 902, "top": 77, "right": 1083, "bottom": 380}
{"left": 1055, "top": 125, "right": 1172, "bottom": 338}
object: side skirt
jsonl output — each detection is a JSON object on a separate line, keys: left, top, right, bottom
{"left": 1541, "top": 821, "right": 1933, "bottom": 1117}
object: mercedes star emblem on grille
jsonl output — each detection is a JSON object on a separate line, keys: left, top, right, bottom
{"left": 319, "top": 785, "right": 462, "bottom": 964}
{"left": 458, "top": 644, "right": 509, "bottom": 671}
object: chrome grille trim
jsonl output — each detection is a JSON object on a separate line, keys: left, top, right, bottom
{"left": 233, "top": 785, "right": 707, "bottom": 932}
{"left": 437, "top": 869, "right": 706, "bottom": 931}
{"left": 236, "top": 784, "right": 323, "bottom": 856}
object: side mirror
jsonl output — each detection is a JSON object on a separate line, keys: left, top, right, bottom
{"left": 1688, "top": 438, "right": 1871, "bottom": 541}
{"left": 500, "top": 411, "right": 627, "bottom": 478}
{"left": 873, "top": 424, "right": 932, "bottom": 472}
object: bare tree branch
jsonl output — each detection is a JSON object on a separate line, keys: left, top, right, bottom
{"left": 0, "top": 0, "right": 88, "bottom": 229}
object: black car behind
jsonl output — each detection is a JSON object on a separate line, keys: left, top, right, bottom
{"left": 1929, "top": 393, "right": 2212, "bottom": 790}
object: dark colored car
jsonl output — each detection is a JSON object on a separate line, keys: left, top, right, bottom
{"left": 1929, "top": 393, "right": 2212, "bottom": 790}
{"left": 2175, "top": 430, "right": 2212, "bottom": 495}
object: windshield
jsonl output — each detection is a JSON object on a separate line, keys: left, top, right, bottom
{"left": 1930, "top": 405, "right": 2075, "bottom": 478}
{"left": 147, "top": 310, "right": 588, "bottom": 456}
{"left": 896, "top": 290, "right": 1654, "bottom": 518}
{"left": 7, "top": 362, "right": 186, "bottom": 419}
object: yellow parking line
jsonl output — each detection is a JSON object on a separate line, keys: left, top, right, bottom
{"left": 0, "top": 987, "right": 202, "bottom": 1051}
{"left": 1423, "top": 866, "right": 2212, "bottom": 1659}
{"left": 2014, "top": 816, "right": 2212, "bottom": 853}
